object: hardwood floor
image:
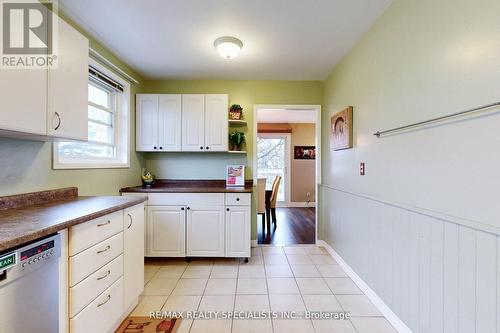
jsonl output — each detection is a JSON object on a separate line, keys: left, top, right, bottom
{"left": 258, "top": 207, "right": 315, "bottom": 245}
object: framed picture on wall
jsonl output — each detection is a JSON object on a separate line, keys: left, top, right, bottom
{"left": 330, "top": 106, "right": 353, "bottom": 150}
{"left": 294, "top": 146, "right": 316, "bottom": 159}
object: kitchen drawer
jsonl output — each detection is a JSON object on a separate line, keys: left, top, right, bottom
{"left": 70, "top": 254, "right": 124, "bottom": 318}
{"left": 225, "top": 193, "right": 251, "bottom": 206}
{"left": 69, "top": 232, "right": 123, "bottom": 287}
{"left": 70, "top": 277, "right": 124, "bottom": 333}
{"left": 148, "top": 193, "right": 224, "bottom": 206}
{"left": 69, "top": 211, "right": 123, "bottom": 256}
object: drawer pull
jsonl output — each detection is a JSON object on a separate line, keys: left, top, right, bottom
{"left": 97, "top": 220, "right": 111, "bottom": 227}
{"left": 97, "top": 270, "right": 111, "bottom": 281}
{"left": 97, "top": 245, "right": 111, "bottom": 254}
{"left": 97, "top": 295, "right": 111, "bottom": 307}
{"left": 127, "top": 213, "right": 133, "bottom": 229}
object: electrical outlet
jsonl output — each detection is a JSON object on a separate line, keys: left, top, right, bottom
{"left": 360, "top": 162, "right": 365, "bottom": 175}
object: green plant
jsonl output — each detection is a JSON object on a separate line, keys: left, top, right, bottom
{"left": 229, "top": 131, "right": 246, "bottom": 149}
{"left": 230, "top": 104, "right": 243, "bottom": 111}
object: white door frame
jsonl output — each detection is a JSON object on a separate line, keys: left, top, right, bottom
{"left": 253, "top": 104, "right": 322, "bottom": 244}
{"left": 256, "top": 132, "right": 292, "bottom": 207}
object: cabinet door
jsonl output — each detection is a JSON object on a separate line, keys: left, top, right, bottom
{"left": 205, "top": 94, "right": 228, "bottom": 151}
{"left": 181, "top": 94, "right": 205, "bottom": 151}
{"left": 47, "top": 17, "right": 89, "bottom": 140}
{"left": 225, "top": 206, "right": 250, "bottom": 257}
{"left": 0, "top": 69, "right": 47, "bottom": 135}
{"left": 136, "top": 94, "right": 159, "bottom": 151}
{"left": 123, "top": 204, "right": 145, "bottom": 309}
{"left": 147, "top": 206, "right": 186, "bottom": 257}
{"left": 159, "top": 95, "right": 182, "bottom": 151}
{"left": 186, "top": 205, "right": 225, "bottom": 257}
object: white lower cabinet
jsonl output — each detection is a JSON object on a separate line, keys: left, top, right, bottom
{"left": 124, "top": 204, "right": 145, "bottom": 310}
{"left": 67, "top": 204, "right": 145, "bottom": 333}
{"left": 140, "top": 193, "right": 251, "bottom": 259}
{"left": 186, "top": 205, "right": 225, "bottom": 257}
{"left": 225, "top": 206, "right": 251, "bottom": 257}
{"left": 147, "top": 206, "right": 186, "bottom": 257}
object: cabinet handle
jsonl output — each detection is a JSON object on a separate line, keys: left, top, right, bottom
{"left": 54, "top": 112, "right": 61, "bottom": 130}
{"left": 97, "top": 295, "right": 111, "bottom": 307}
{"left": 127, "top": 213, "right": 133, "bottom": 229}
{"left": 97, "top": 245, "right": 111, "bottom": 254}
{"left": 97, "top": 270, "right": 111, "bottom": 281}
{"left": 97, "top": 220, "right": 111, "bottom": 227}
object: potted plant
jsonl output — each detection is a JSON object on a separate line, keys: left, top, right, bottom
{"left": 229, "top": 131, "right": 246, "bottom": 151}
{"left": 229, "top": 104, "right": 243, "bottom": 120}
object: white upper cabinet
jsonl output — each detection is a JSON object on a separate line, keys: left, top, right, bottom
{"left": 136, "top": 94, "right": 182, "bottom": 152}
{"left": 205, "top": 94, "right": 229, "bottom": 151}
{"left": 136, "top": 94, "right": 159, "bottom": 151}
{"left": 181, "top": 94, "right": 206, "bottom": 151}
{"left": 47, "top": 17, "right": 89, "bottom": 140}
{"left": 159, "top": 95, "right": 182, "bottom": 151}
{"left": 0, "top": 69, "right": 47, "bottom": 136}
{"left": 0, "top": 15, "right": 88, "bottom": 140}
{"left": 137, "top": 93, "right": 228, "bottom": 152}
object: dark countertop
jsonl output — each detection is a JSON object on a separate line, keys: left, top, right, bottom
{"left": 120, "top": 179, "right": 253, "bottom": 194}
{"left": 0, "top": 192, "right": 147, "bottom": 253}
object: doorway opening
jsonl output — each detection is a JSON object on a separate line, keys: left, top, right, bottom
{"left": 253, "top": 105, "right": 321, "bottom": 245}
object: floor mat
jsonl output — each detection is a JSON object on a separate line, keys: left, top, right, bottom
{"left": 115, "top": 316, "right": 180, "bottom": 333}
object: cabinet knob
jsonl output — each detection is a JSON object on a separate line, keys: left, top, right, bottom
{"left": 159, "top": 147, "right": 163, "bottom": 150}
{"left": 200, "top": 146, "right": 204, "bottom": 150}
{"left": 236, "top": 198, "right": 240, "bottom": 201}
{"left": 226, "top": 208, "right": 230, "bottom": 211}
{"left": 154, "top": 146, "right": 157, "bottom": 150}
{"left": 187, "top": 207, "right": 190, "bottom": 210}
{"left": 206, "top": 146, "right": 210, "bottom": 150}
{"left": 181, "top": 207, "right": 185, "bottom": 210}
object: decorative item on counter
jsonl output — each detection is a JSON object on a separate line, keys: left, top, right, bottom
{"left": 229, "top": 104, "right": 243, "bottom": 120}
{"left": 330, "top": 106, "right": 353, "bottom": 150}
{"left": 229, "top": 131, "right": 246, "bottom": 151}
{"left": 226, "top": 165, "right": 245, "bottom": 187}
{"left": 141, "top": 170, "right": 155, "bottom": 187}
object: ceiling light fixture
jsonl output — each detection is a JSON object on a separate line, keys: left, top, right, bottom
{"left": 214, "top": 36, "right": 243, "bottom": 59}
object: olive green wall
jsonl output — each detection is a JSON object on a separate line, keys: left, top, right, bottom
{"left": 0, "top": 13, "right": 145, "bottom": 196}
{"left": 141, "top": 80, "right": 323, "bottom": 240}
{"left": 142, "top": 80, "right": 323, "bottom": 179}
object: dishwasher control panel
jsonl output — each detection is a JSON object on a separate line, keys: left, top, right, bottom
{"left": 20, "top": 239, "right": 56, "bottom": 268}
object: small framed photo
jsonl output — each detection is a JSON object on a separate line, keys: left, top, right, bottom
{"left": 330, "top": 106, "right": 353, "bottom": 150}
{"left": 294, "top": 146, "right": 316, "bottom": 159}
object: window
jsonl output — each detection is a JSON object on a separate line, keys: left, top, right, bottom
{"left": 53, "top": 59, "right": 130, "bottom": 169}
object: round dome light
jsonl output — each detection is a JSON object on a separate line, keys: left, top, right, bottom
{"left": 214, "top": 36, "right": 243, "bottom": 59}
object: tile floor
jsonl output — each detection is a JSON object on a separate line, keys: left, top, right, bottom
{"left": 133, "top": 245, "right": 397, "bottom": 333}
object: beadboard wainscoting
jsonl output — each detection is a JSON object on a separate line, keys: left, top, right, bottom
{"left": 319, "top": 184, "right": 500, "bottom": 333}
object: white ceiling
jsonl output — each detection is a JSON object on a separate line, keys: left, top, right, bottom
{"left": 258, "top": 109, "right": 316, "bottom": 123}
{"left": 59, "top": 0, "right": 392, "bottom": 80}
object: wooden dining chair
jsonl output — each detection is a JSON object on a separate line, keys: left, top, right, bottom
{"left": 265, "top": 175, "right": 282, "bottom": 231}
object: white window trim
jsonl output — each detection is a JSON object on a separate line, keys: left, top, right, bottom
{"left": 53, "top": 58, "right": 131, "bottom": 169}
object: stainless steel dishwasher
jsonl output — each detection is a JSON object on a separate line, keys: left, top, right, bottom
{"left": 0, "top": 234, "right": 61, "bottom": 333}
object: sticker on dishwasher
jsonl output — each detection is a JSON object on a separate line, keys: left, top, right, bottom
{"left": 0, "top": 253, "right": 16, "bottom": 271}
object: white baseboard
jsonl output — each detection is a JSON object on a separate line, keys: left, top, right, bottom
{"left": 317, "top": 240, "right": 412, "bottom": 333}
